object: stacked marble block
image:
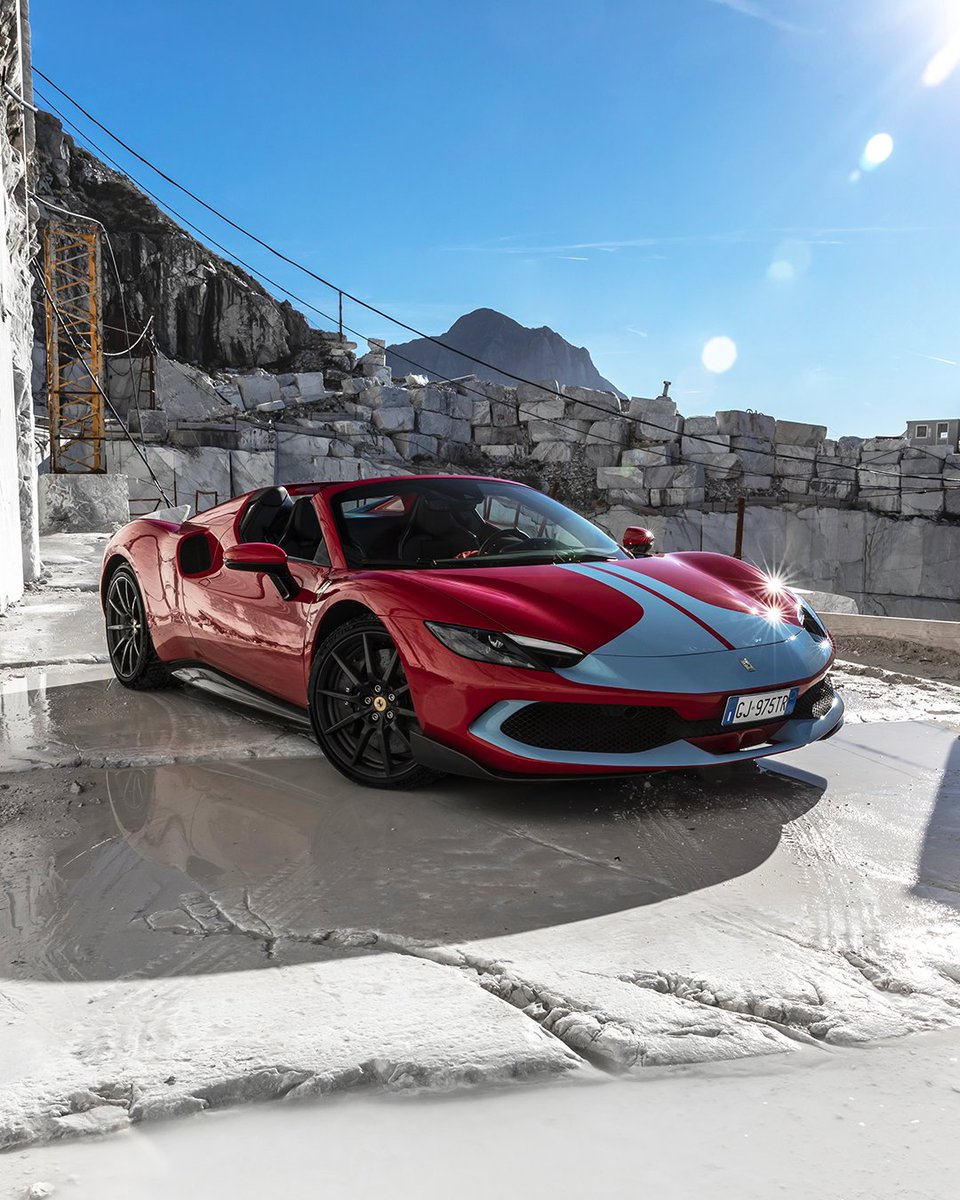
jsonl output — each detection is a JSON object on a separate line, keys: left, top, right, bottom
{"left": 104, "top": 340, "right": 959, "bottom": 522}
{"left": 596, "top": 405, "right": 958, "bottom": 517}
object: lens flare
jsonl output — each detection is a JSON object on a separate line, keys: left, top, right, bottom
{"left": 701, "top": 336, "right": 738, "bottom": 373}
{"left": 861, "top": 133, "right": 893, "bottom": 171}
{"left": 923, "top": 36, "right": 960, "bottom": 87}
{"left": 766, "top": 239, "right": 811, "bottom": 284}
{"left": 767, "top": 260, "right": 794, "bottom": 282}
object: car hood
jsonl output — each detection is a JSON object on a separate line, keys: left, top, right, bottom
{"left": 397, "top": 553, "right": 809, "bottom": 658}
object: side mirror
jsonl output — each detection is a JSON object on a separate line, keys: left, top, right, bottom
{"left": 224, "top": 542, "right": 298, "bottom": 600}
{"left": 623, "top": 526, "right": 656, "bottom": 556}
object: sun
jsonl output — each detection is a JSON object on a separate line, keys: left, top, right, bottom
{"left": 701, "top": 336, "right": 738, "bottom": 374}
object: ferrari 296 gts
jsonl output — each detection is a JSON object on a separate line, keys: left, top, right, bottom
{"left": 100, "top": 475, "right": 843, "bottom": 788}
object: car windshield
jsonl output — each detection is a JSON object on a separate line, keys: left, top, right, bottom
{"left": 331, "top": 478, "right": 626, "bottom": 569}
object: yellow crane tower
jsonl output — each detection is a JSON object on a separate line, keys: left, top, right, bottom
{"left": 42, "top": 221, "right": 104, "bottom": 472}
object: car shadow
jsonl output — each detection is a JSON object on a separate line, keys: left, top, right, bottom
{"left": 1, "top": 753, "right": 825, "bottom": 982}
{"left": 913, "top": 733, "right": 960, "bottom": 909}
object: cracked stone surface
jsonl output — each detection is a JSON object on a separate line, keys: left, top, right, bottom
{"left": 8, "top": 1027, "right": 959, "bottom": 1200}
{"left": 0, "top": 955, "right": 578, "bottom": 1150}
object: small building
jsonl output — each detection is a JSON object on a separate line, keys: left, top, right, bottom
{"left": 906, "top": 417, "right": 959, "bottom": 452}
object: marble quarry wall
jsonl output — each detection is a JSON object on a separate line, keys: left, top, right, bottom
{"left": 32, "top": 111, "right": 358, "bottom": 379}
{"left": 31, "top": 333, "right": 960, "bottom": 619}
{"left": 0, "top": 0, "right": 37, "bottom": 612}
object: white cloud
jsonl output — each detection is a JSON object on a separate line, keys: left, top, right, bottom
{"left": 448, "top": 225, "right": 947, "bottom": 258}
{"left": 905, "top": 350, "right": 958, "bottom": 367}
{"left": 706, "top": 0, "right": 809, "bottom": 35}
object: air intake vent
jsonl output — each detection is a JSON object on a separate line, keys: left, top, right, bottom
{"left": 792, "top": 676, "right": 836, "bottom": 720}
{"left": 500, "top": 699, "right": 799, "bottom": 755}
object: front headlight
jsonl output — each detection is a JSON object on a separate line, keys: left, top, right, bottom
{"left": 425, "top": 622, "right": 584, "bottom": 670}
{"left": 794, "top": 596, "right": 828, "bottom": 640}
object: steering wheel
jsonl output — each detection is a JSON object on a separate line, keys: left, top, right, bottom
{"left": 478, "top": 527, "right": 532, "bottom": 555}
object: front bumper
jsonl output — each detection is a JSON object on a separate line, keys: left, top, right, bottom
{"left": 401, "top": 624, "right": 841, "bottom": 778}
{"left": 466, "top": 693, "right": 844, "bottom": 773}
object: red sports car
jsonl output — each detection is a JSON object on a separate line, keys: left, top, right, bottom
{"left": 100, "top": 474, "right": 843, "bottom": 788}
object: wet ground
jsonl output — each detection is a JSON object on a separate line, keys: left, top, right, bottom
{"left": 0, "top": 670, "right": 315, "bottom": 770}
{"left": 2, "top": 534, "right": 960, "bottom": 1186}
{"left": 0, "top": 750, "right": 822, "bottom": 981}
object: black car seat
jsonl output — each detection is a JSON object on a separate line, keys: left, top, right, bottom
{"left": 397, "top": 496, "right": 479, "bottom": 563}
{"left": 279, "top": 496, "right": 325, "bottom": 562}
{"left": 238, "top": 486, "right": 294, "bottom": 545}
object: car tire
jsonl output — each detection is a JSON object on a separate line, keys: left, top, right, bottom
{"left": 308, "top": 615, "right": 442, "bottom": 789}
{"left": 104, "top": 565, "right": 179, "bottom": 690}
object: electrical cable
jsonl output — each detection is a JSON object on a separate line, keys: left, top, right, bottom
{"left": 30, "top": 77, "right": 956, "bottom": 502}
{"left": 35, "top": 272, "right": 173, "bottom": 506}
{"left": 32, "top": 192, "right": 152, "bottom": 446}
{"left": 32, "top": 88, "right": 638, "bottom": 454}
{"left": 102, "top": 316, "right": 153, "bottom": 358}
{"left": 35, "top": 69, "right": 862, "bottom": 449}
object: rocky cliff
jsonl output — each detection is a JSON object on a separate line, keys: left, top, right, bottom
{"left": 387, "top": 308, "right": 625, "bottom": 397}
{"left": 32, "top": 111, "right": 350, "bottom": 375}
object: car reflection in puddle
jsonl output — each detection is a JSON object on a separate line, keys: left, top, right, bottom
{"left": 3, "top": 757, "right": 825, "bottom": 982}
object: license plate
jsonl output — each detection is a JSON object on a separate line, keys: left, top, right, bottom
{"left": 722, "top": 687, "right": 799, "bottom": 727}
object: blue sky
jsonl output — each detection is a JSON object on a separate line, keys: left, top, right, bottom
{"left": 31, "top": 0, "right": 960, "bottom": 436}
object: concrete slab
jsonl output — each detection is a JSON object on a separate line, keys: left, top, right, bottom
{"left": 0, "top": 591, "right": 105, "bottom": 671}
{"left": 36, "top": 532, "right": 107, "bottom": 591}
{"left": 1, "top": 696, "right": 959, "bottom": 1149}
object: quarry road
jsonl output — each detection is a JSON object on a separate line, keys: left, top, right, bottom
{"left": 2, "top": 679, "right": 960, "bottom": 1155}
{"left": 1, "top": 535, "right": 960, "bottom": 1187}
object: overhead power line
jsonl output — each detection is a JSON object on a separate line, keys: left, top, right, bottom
{"left": 31, "top": 73, "right": 957, "bottom": 502}
{"left": 32, "top": 191, "right": 153, "bottom": 448}
{"left": 32, "top": 87, "right": 639, "bottom": 456}
{"left": 35, "top": 271, "right": 172, "bottom": 506}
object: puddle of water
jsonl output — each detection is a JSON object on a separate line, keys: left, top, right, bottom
{"left": 0, "top": 756, "right": 822, "bottom": 981}
{"left": 0, "top": 676, "right": 316, "bottom": 770}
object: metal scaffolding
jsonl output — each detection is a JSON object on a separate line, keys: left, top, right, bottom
{"left": 43, "top": 222, "right": 104, "bottom": 472}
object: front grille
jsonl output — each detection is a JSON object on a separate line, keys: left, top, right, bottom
{"left": 792, "top": 675, "right": 836, "bottom": 720}
{"left": 501, "top": 703, "right": 678, "bottom": 754}
{"left": 499, "top": 675, "right": 837, "bottom": 754}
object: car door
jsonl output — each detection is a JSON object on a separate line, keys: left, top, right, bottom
{"left": 180, "top": 495, "right": 329, "bottom": 708}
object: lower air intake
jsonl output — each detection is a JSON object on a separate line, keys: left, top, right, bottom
{"left": 499, "top": 677, "right": 837, "bottom": 754}
{"left": 792, "top": 675, "right": 836, "bottom": 720}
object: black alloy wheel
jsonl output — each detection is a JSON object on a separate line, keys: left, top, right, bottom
{"left": 104, "top": 566, "right": 177, "bottom": 690}
{"left": 309, "top": 616, "right": 441, "bottom": 789}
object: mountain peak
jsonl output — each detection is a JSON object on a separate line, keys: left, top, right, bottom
{"left": 387, "top": 308, "right": 624, "bottom": 397}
